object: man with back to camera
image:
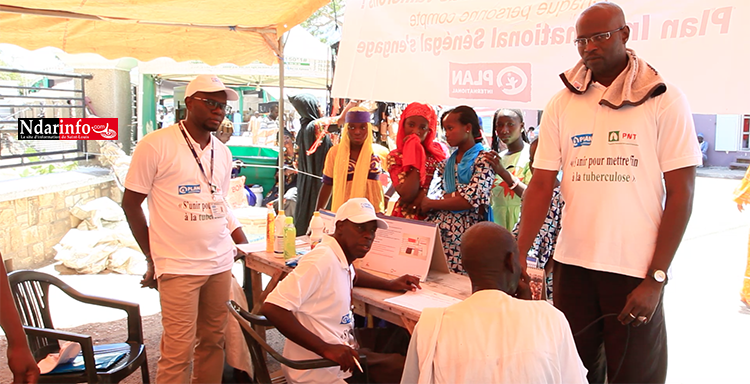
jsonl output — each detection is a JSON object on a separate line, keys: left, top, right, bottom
{"left": 517, "top": 2, "right": 702, "bottom": 383}
{"left": 122, "top": 74, "right": 248, "bottom": 383}
{"left": 262, "top": 197, "right": 421, "bottom": 384}
{"left": 400, "top": 222, "right": 587, "bottom": 384}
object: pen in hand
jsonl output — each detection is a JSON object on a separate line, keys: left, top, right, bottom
{"left": 353, "top": 356, "right": 364, "bottom": 373}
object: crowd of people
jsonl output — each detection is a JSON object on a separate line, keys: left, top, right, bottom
{"left": 264, "top": 2, "right": 702, "bottom": 384}
{"left": 2, "top": 2, "right": 708, "bottom": 384}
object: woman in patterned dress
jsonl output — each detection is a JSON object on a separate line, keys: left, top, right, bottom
{"left": 421, "top": 106, "right": 495, "bottom": 274}
{"left": 483, "top": 109, "right": 532, "bottom": 230}
{"left": 387, "top": 102, "right": 447, "bottom": 220}
{"left": 316, "top": 107, "right": 385, "bottom": 212}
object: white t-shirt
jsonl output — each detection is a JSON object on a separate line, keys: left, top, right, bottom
{"left": 261, "top": 116, "right": 279, "bottom": 131}
{"left": 401, "top": 289, "right": 587, "bottom": 384}
{"left": 264, "top": 235, "right": 355, "bottom": 384}
{"left": 534, "top": 83, "right": 702, "bottom": 278}
{"left": 124, "top": 123, "right": 240, "bottom": 277}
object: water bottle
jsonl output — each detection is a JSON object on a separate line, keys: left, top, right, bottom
{"left": 309, "top": 211, "right": 324, "bottom": 250}
{"left": 283, "top": 217, "right": 296, "bottom": 261}
{"left": 273, "top": 210, "right": 286, "bottom": 258}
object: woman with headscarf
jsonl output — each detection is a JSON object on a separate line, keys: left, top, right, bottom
{"left": 316, "top": 107, "right": 385, "bottom": 213}
{"left": 421, "top": 106, "right": 495, "bottom": 275}
{"left": 386, "top": 102, "right": 447, "bottom": 220}
{"left": 482, "top": 108, "right": 532, "bottom": 230}
{"left": 289, "top": 94, "right": 331, "bottom": 234}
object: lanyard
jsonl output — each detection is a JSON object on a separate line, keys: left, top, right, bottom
{"left": 179, "top": 121, "right": 216, "bottom": 194}
{"left": 347, "top": 267, "right": 355, "bottom": 311}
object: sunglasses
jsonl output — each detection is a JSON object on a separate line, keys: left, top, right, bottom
{"left": 191, "top": 96, "right": 232, "bottom": 114}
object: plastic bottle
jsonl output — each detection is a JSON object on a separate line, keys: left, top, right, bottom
{"left": 273, "top": 210, "right": 286, "bottom": 258}
{"left": 265, "top": 206, "right": 275, "bottom": 253}
{"left": 283, "top": 216, "right": 296, "bottom": 261}
{"left": 250, "top": 185, "right": 264, "bottom": 207}
{"left": 309, "top": 211, "right": 324, "bottom": 250}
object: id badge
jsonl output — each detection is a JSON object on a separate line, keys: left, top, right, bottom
{"left": 210, "top": 189, "right": 226, "bottom": 218}
{"left": 210, "top": 201, "right": 226, "bottom": 218}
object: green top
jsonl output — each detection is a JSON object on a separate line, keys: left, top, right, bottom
{"left": 491, "top": 144, "right": 533, "bottom": 230}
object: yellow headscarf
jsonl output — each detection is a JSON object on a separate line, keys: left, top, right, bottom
{"left": 332, "top": 106, "right": 375, "bottom": 211}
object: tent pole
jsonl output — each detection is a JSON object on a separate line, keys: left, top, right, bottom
{"left": 277, "top": 34, "right": 286, "bottom": 214}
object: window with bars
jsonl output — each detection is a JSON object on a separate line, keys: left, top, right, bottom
{"left": 0, "top": 68, "right": 92, "bottom": 168}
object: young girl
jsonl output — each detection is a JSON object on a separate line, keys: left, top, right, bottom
{"left": 421, "top": 106, "right": 495, "bottom": 274}
{"left": 484, "top": 109, "right": 532, "bottom": 230}
{"left": 316, "top": 107, "right": 385, "bottom": 212}
{"left": 387, "top": 102, "right": 447, "bottom": 220}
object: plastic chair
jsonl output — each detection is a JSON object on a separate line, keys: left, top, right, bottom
{"left": 226, "top": 300, "right": 369, "bottom": 384}
{"left": 8, "top": 270, "right": 149, "bottom": 384}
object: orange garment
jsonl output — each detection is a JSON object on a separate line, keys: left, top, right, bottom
{"left": 732, "top": 167, "right": 750, "bottom": 306}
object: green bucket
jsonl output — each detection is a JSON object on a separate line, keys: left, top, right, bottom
{"left": 228, "top": 145, "right": 280, "bottom": 197}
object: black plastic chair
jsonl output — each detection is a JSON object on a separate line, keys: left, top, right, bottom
{"left": 226, "top": 300, "right": 369, "bottom": 384}
{"left": 8, "top": 270, "right": 149, "bottom": 384}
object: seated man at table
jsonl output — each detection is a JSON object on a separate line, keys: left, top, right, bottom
{"left": 400, "top": 222, "right": 587, "bottom": 384}
{"left": 262, "top": 197, "right": 421, "bottom": 384}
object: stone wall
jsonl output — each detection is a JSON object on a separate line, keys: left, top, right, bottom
{"left": 0, "top": 169, "right": 120, "bottom": 270}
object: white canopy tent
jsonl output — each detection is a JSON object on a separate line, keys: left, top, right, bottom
{"left": 0, "top": 0, "right": 331, "bottom": 200}
{"left": 138, "top": 26, "right": 332, "bottom": 90}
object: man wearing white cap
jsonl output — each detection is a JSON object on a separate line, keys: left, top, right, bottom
{"left": 123, "top": 74, "right": 248, "bottom": 383}
{"left": 263, "top": 197, "right": 421, "bottom": 384}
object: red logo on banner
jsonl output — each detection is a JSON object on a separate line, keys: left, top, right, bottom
{"left": 448, "top": 63, "right": 532, "bottom": 102}
{"left": 18, "top": 118, "right": 118, "bottom": 140}
{"left": 57, "top": 118, "right": 118, "bottom": 140}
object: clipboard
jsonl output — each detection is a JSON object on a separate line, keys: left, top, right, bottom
{"left": 319, "top": 210, "right": 449, "bottom": 282}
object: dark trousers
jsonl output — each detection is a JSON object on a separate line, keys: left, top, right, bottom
{"left": 554, "top": 262, "right": 668, "bottom": 384}
{"left": 345, "top": 327, "right": 410, "bottom": 384}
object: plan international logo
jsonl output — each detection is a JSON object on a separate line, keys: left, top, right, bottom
{"left": 448, "top": 62, "right": 532, "bottom": 102}
{"left": 571, "top": 133, "right": 593, "bottom": 148}
{"left": 18, "top": 118, "right": 118, "bottom": 140}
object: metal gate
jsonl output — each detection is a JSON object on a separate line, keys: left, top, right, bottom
{"left": 0, "top": 67, "right": 92, "bottom": 168}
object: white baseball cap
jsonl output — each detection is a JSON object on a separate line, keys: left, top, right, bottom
{"left": 335, "top": 198, "right": 388, "bottom": 230}
{"left": 185, "top": 75, "right": 239, "bottom": 101}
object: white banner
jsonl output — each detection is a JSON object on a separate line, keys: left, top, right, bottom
{"left": 332, "top": 0, "right": 749, "bottom": 114}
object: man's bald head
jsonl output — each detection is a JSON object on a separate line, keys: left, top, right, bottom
{"left": 578, "top": 2, "right": 626, "bottom": 29}
{"left": 461, "top": 222, "right": 521, "bottom": 294}
{"left": 575, "top": 2, "right": 630, "bottom": 86}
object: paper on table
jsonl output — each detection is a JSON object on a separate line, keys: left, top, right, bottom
{"left": 236, "top": 242, "right": 265, "bottom": 253}
{"left": 384, "top": 289, "right": 462, "bottom": 312}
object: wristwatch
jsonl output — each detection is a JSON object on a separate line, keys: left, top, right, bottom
{"left": 651, "top": 269, "right": 667, "bottom": 283}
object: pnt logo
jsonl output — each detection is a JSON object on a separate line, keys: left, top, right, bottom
{"left": 178, "top": 185, "right": 201, "bottom": 195}
{"left": 448, "top": 62, "right": 532, "bottom": 102}
{"left": 608, "top": 131, "right": 638, "bottom": 146}
{"left": 571, "top": 133, "right": 593, "bottom": 148}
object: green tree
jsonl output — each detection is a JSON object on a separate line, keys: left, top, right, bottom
{"left": 0, "top": 58, "right": 23, "bottom": 83}
{"left": 301, "top": 0, "right": 346, "bottom": 44}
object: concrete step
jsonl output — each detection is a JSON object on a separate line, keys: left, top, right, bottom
{"left": 728, "top": 162, "right": 749, "bottom": 170}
